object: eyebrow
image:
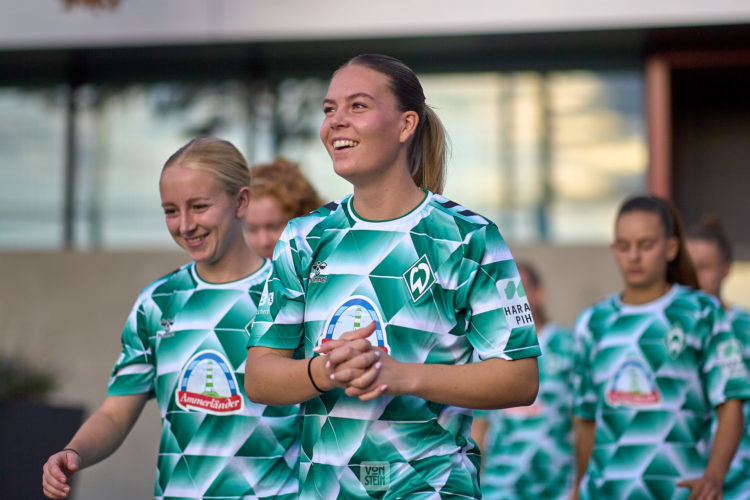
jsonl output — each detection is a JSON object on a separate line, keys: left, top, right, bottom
{"left": 161, "top": 196, "right": 211, "bottom": 207}
{"left": 322, "top": 92, "right": 375, "bottom": 105}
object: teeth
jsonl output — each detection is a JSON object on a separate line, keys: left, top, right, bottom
{"left": 333, "top": 139, "right": 359, "bottom": 149}
{"left": 186, "top": 235, "right": 205, "bottom": 243}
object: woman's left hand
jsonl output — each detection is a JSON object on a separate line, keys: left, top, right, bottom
{"left": 339, "top": 349, "right": 405, "bottom": 402}
{"left": 677, "top": 475, "right": 723, "bottom": 500}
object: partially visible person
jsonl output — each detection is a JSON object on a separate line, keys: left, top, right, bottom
{"left": 472, "top": 261, "right": 576, "bottom": 499}
{"left": 42, "top": 137, "right": 300, "bottom": 500}
{"left": 687, "top": 215, "right": 750, "bottom": 499}
{"left": 245, "top": 157, "right": 322, "bottom": 259}
{"left": 571, "top": 195, "right": 750, "bottom": 500}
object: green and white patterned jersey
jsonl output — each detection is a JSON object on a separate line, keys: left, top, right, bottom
{"left": 248, "top": 192, "right": 540, "bottom": 499}
{"left": 573, "top": 285, "right": 750, "bottom": 500}
{"left": 108, "top": 260, "right": 300, "bottom": 500}
{"left": 715, "top": 306, "right": 750, "bottom": 499}
{"left": 477, "top": 323, "right": 576, "bottom": 500}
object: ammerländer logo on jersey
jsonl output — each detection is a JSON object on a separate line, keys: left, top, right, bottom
{"left": 403, "top": 255, "right": 435, "bottom": 302}
{"left": 320, "top": 295, "right": 389, "bottom": 352}
{"left": 606, "top": 359, "right": 661, "bottom": 407}
{"left": 175, "top": 350, "right": 243, "bottom": 415}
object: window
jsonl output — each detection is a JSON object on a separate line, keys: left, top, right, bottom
{"left": 0, "top": 69, "right": 646, "bottom": 249}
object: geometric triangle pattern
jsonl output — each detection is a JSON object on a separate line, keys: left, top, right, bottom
{"left": 250, "top": 192, "right": 541, "bottom": 499}
{"left": 574, "top": 285, "right": 750, "bottom": 499}
{"left": 477, "top": 324, "right": 577, "bottom": 499}
{"left": 709, "top": 306, "right": 750, "bottom": 500}
{"left": 108, "top": 260, "right": 299, "bottom": 499}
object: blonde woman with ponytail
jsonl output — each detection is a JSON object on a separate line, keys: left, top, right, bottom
{"left": 245, "top": 54, "right": 540, "bottom": 499}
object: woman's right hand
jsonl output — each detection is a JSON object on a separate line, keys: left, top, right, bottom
{"left": 314, "top": 322, "right": 383, "bottom": 392}
{"left": 42, "top": 449, "right": 80, "bottom": 499}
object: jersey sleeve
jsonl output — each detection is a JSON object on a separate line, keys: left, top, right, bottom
{"left": 460, "top": 223, "right": 540, "bottom": 361}
{"left": 699, "top": 299, "right": 750, "bottom": 407}
{"left": 572, "top": 308, "right": 597, "bottom": 420}
{"left": 107, "top": 290, "right": 157, "bottom": 397}
{"left": 247, "top": 222, "right": 309, "bottom": 350}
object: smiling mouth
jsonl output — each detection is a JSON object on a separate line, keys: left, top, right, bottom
{"left": 185, "top": 234, "right": 207, "bottom": 245}
{"left": 333, "top": 139, "right": 359, "bottom": 150}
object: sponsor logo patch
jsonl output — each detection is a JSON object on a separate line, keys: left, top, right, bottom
{"left": 498, "top": 277, "right": 534, "bottom": 328}
{"left": 606, "top": 359, "right": 661, "bottom": 407}
{"left": 175, "top": 350, "right": 243, "bottom": 415}
{"left": 717, "top": 338, "right": 747, "bottom": 378}
{"left": 360, "top": 461, "right": 390, "bottom": 491}
{"left": 320, "top": 295, "right": 388, "bottom": 352}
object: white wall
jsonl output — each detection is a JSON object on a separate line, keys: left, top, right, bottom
{"left": 3, "top": 0, "right": 750, "bottom": 49}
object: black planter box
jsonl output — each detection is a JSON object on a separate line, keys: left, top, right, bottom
{"left": 0, "top": 400, "right": 84, "bottom": 500}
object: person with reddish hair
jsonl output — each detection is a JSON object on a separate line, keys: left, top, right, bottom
{"left": 245, "top": 157, "right": 322, "bottom": 259}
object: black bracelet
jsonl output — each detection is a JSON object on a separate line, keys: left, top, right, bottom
{"left": 307, "top": 357, "right": 327, "bottom": 393}
{"left": 62, "top": 448, "right": 81, "bottom": 457}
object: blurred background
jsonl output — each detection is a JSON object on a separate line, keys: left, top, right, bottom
{"left": 1, "top": 1, "right": 749, "bottom": 498}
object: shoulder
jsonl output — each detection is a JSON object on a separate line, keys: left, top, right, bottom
{"left": 669, "top": 285, "right": 722, "bottom": 312}
{"left": 136, "top": 263, "right": 192, "bottom": 301}
{"left": 428, "top": 193, "right": 494, "bottom": 229}
{"left": 285, "top": 196, "right": 349, "bottom": 238}
{"left": 426, "top": 193, "right": 510, "bottom": 257}
{"left": 728, "top": 305, "right": 750, "bottom": 323}
{"left": 575, "top": 294, "right": 619, "bottom": 330}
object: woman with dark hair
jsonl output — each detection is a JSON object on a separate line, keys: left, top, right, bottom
{"left": 570, "top": 195, "right": 750, "bottom": 500}
{"left": 687, "top": 215, "right": 750, "bottom": 500}
{"left": 244, "top": 54, "right": 540, "bottom": 499}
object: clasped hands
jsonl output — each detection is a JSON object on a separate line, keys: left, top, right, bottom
{"left": 313, "top": 321, "right": 397, "bottom": 402}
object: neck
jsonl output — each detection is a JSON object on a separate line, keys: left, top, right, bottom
{"left": 621, "top": 280, "right": 673, "bottom": 305}
{"left": 351, "top": 168, "right": 425, "bottom": 221}
{"left": 196, "top": 240, "right": 264, "bottom": 283}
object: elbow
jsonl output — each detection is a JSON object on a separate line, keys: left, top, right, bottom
{"left": 518, "top": 374, "right": 539, "bottom": 407}
{"left": 514, "top": 358, "right": 540, "bottom": 407}
{"left": 243, "top": 352, "right": 270, "bottom": 405}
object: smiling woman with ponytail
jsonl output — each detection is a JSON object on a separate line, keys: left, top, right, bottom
{"left": 244, "top": 54, "right": 541, "bottom": 499}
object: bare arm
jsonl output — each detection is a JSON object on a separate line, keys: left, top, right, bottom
{"left": 470, "top": 416, "right": 489, "bottom": 456}
{"left": 323, "top": 337, "right": 539, "bottom": 409}
{"left": 42, "top": 393, "right": 148, "bottom": 499}
{"left": 677, "top": 398, "right": 744, "bottom": 499}
{"left": 386, "top": 355, "right": 537, "bottom": 409}
{"left": 569, "top": 417, "right": 596, "bottom": 500}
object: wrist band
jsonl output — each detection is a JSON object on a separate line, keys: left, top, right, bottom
{"left": 62, "top": 448, "right": 81, "bottom": 457}
{"left": 307, "top": 357, "right": 327, "bottom": 393}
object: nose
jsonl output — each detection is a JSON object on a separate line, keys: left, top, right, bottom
{"left": 328, "top": 107, "right": 348, "bottom": 128}
{"left": 627, "top": 245, "right": 640, "bottom": 261}
{"left": 179, "top": 211, "right": 195, "bottom": 235}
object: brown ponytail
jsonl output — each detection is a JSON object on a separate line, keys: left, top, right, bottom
{"left": 687, "top": 214, "right": 733, "bottom": 263}
{"left": 340, "top": 54, "right": 448, "bottom": 194}
{"left": 617, "top": 195, "right": 699, "bottom": 289}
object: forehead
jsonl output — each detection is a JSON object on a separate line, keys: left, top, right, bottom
{"left": 686, "top": 238, "right": 722, "bottom": 260}
{"left": 246, "top": 196, "right": 287, "bottom": 221}
{"left": 160, "top": 164, "right": 224, "bottom": 197}
{"left": 325, "top": 64, "right": 394, "bottom": 99}
{"left": 615, "top": 210, "right": 665, "bottom": 238}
